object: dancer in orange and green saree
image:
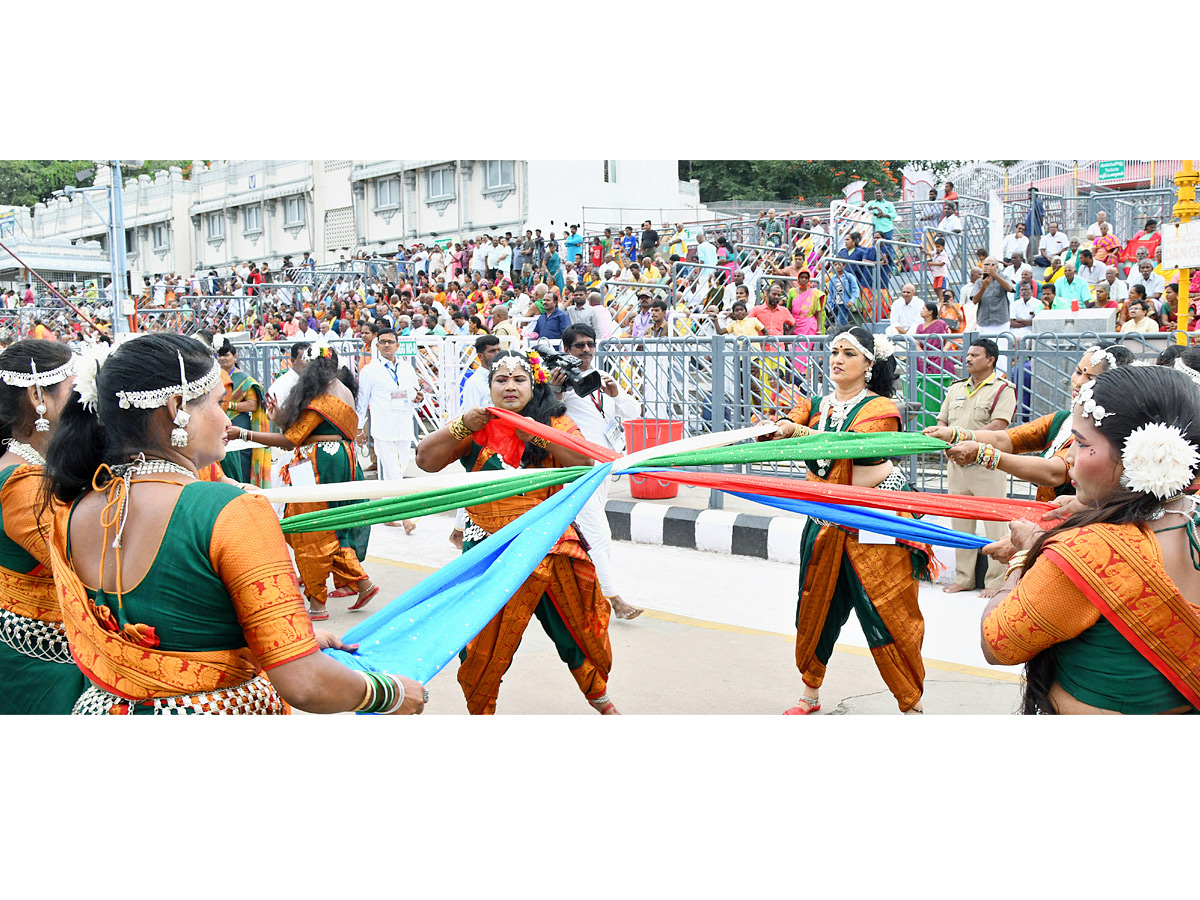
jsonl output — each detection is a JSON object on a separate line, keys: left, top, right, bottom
{"left": 44, "top": 333, "right": 424, "bottom": 715}
{"left": 238, "top": 344, "right": 378, "bottom": 622}
{"left": 931, "top": 345, "right": 1133, "bottom": 505}
{"left": 982, "top": 365, "right": 1200, "bottom": 714}
{"left": 764, "top": 326, "right": 936, "bottom": 715}
{"left": 216, "top": 338, "right": 271, "bottom": 487}
{"left": 0, "top": 341, "right": 87, "bottom": 714}
{"left": 416, "top": 349, "right": 619, "bottom": 715}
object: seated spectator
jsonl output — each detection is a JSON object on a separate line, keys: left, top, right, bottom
{"left": 1055, "top": 263, "right": 1093, "bottom": 310}
{"left": 1034, "top": 221, "right": 1069, "bottom": 266}
{"left": 1076, "top": 249, "right": 1106, "bottom": 286}
{"left": 1085, "top": 210, "right": 1115, "bottom": 241}
{"left": 1092, "top": 284, "right": 1118, "bottom": 310}
{"left": 1002, "top": 222, "right": 1029, "bottom": 263}
{"left": 1001, "top": 251, "right": 1026, "bottom": 284}
{"left": 1120, "top": 298, "right": 1160, "bottom": 333}
{"left": 1090, "top": 221, "right": 1122, "bottom": 267}
{"left": 886, "top": 283, "right": 925, "bottom": 336}
{"left": 1132, "top": 218, "right": 1163, "bottom": 256}
{"left": 1103, "top": 266, "right": 1130, "bottom": 304}
{"left": 1128, "top": 259, "right": 1167, "bottom": 301}
{"left": 1061, "top": 238, "right": 1084, "bottom": 270}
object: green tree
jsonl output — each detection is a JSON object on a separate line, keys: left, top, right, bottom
{"left": 0, "top": 159, "right": 196, "bottom": 207}
{"left": 680, "top": 160, "right": 907, "bottom": 203}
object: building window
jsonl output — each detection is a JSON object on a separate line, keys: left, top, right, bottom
{"left": 427, "top": 167, "right": 455, "bottom": 201}
{"left": 485, "top": 161, "right": 515, "bottom": 191}
{"left": 243, "top": 204, "right": 262, "bottom": 235}
{"left": 283, "top": 196, "right": 305, "bottom": 228}
{"left": 151, "top": 222, "right": 169, "bottom": 251}
{"left": 375, "top": 177, "right": 400, "bottom": 210}
{"left": 604, "top": 160, "right": 617, "bottom": 184}
{"left": 206, "top": 213, "right": 224, "bottom": 242}
{"left": 125, "top": 229, "right": 138, "bottom": 255}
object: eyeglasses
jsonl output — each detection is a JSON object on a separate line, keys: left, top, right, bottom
{"left": 569, "top": 341, "right": 596, "bottom": 350}
{"left": 377, "top": 339, "right": 398, "bottom": 345}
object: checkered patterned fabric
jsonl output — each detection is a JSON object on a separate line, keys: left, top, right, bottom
{"left": 0, "top": 607, "right": 72, "bottom": 664}
{"left": 72, "top": 674, "right": 287, "bottom": 715}
{"left": 462, "top": 517, "right": 489, "bottom": 545}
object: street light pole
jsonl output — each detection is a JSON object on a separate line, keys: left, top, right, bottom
{"left": 108, "top": 160, "right": 131, "bottom": 334}
{"left": 1173, "top": 160, "right": 1198, "bottom": 345}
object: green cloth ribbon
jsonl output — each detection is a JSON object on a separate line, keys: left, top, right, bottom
{"left": 636, "top": 432, "right": 948, "bottom": 468}
{"left": 280, "top": 467, "right": 592, "bottom": 533}
{"left": 281, "top": 433, "right": 949, "bottom": 533}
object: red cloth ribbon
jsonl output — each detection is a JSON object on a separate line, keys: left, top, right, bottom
{"left": 482, "top": 407, "right": 621, "bottom": 464}
{"left": 483, "top": 407, "right": 1051, "bottom": 521}
{"left": 635, "top": 469, "right": 1052, "bottom": 522}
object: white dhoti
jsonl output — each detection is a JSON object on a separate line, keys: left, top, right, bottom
{"left": 374, "top": 438, "right": 413, "bottom": 482}
{"left": 573, "top": 472, "right": 617, "bottom": 597}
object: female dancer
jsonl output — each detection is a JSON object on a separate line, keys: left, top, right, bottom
{"left": 45, "top": 333, "right": 422, "bottom": 715}
{"left": 767, "top": 325, "right": 936, "bottom": 714}
{"left": 415, "top": 350, "right": 618, "bottom": 715}
{"left": 926, "top": 344, "right": 1133, "bottom": 504}
{"left": 236, "top": 344, "right": 379, "bottom": 621}
{"left": 215, "top": 338, "right": 270, "bottom": 487}
{"left": 0, "top": 341, "right": 87, "bottom": 713}
{"left": 982, "top": 366, "right": 1200, "bottom": 714}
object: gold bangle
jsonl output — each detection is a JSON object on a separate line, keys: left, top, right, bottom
{"left": 530, "top": 436, "right": 550, "bottom": 450}
{"left": 351, "top": 671, "right": 375, "bottom": 713}
{"left": 448, "top": 416, "right": 473, "bottom": 440}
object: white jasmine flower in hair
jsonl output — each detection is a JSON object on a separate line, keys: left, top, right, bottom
{"left": 73, "top": 342, "right": 112, "bottom": 412}
{"left": 1122, "top": 423, "right": 1200, "bottom": 499}
{"left": 872, "top": 335, "right": 896, "bottom": 360}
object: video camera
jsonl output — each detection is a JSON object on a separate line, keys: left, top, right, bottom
{"left": 532, "top": 339, "right": 602, "bottom": 397}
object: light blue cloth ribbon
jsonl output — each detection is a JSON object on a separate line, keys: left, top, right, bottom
{"left": 323, "top": 463, "right": 614, "bottom": 684}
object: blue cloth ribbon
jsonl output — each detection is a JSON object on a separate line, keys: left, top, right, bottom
{"left": 323, "top": 463, "right": 614, "bottom": 684}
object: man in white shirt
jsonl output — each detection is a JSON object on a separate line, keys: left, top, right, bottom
{"left": 588, "top": 291, "right": 618, "bottom": 341}
{"left": 960, "top": 266, "right": 982, "bottom": 331}
{"left": 936, "top": 202, "right": 963, "bottom": 257}
{"left": 885, "top": 283, "right": 925, "bottom": 335}
{"left": 1001, "top": 223, "right": 1029, "bottom": 263}
{"left": 1076, "top": 249, "right": 1106, "bottom": 286}
{"left": 293, "top": 313, "right": 319, "bottom": 342}
{"left": 1127, "top": 259, "right": 1166, "bottom": 300}
{"left": 446, "top": 334, "right": 503, "bottom": 549}
{"left": 355, "top": 325, "right": 423, "bottom": 529}
{"left": 1034, "top": 221, "right": 1069, "bottom": 266}
{"left": 1103, "top": 266, "right": 1130, "bottom": 304}
{"left": 1002, "top": 251, "right": 1027, "bottom": 285}
{"left": 1008, "top": 279, "right": 1039, "bottom": 342}
{"left": 1085, "top": 210, "right": 1114, "bottom": 241}
{"left": 552, "top": 323, "right": 643, "bottom": 620}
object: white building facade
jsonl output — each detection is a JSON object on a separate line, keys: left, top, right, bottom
{"left": 9, "top": 159, "right": 697, "bottom": 291}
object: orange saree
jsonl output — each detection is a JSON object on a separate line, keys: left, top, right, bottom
{"left": 984, "top": 523, "right": 1200, "bottom": 712}
{"left": 785, "top": 395, "right": 934, "bottom": 712}
{"left": 456, "top": 414, "right": 612, "bottom": 715}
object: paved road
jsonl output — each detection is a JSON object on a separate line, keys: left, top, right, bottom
{"left": 312, "top": 513, "right": 1021, "bottom": 715}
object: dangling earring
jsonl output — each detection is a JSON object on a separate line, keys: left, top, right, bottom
{"left": 33, "top": 387, "right": 49, "bottom": 432}
{"left": 30, "top": 361, "right": 49, "bottom": 432}
{"left": 171, "top": 409, "right": 190, "bottom": 447}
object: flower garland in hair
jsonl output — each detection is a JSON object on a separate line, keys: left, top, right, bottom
{"left": 1085, "top": 345, "right": 1117, "bottom": 372}
{"left": 1073, "top": 381, "right": 1111, "bottom": 427}
{"left": 524, "top": 351, "right": 550, "bottom": 385}
{"left": 303, "top": 338, "right": 333, "bottom": 362}
{"left": 73, "top": 342, "right": 112, "bottom": 413}
{"left": 1122, "top": 423, "right": 1200, "bottom": 500}
{"left": 872, "top": 334, "right": 897, "bottom": 361}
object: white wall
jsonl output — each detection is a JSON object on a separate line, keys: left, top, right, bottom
{"left": 526, "top": 160, "right": 684, "bottom": 232}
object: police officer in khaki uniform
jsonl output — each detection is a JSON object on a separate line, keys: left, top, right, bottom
{"left": 923, "top": 338, "right": 1016, "bottom": 596}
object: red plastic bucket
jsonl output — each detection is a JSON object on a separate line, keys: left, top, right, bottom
{"left": 623, "top": 418, "right": 684, "bottom": 499}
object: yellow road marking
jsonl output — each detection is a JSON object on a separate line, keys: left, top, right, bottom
{"left": 641, "top": 609, "right": 1023, "bottom": 683}
{"left": 366, "top": 555, "right": 439, "bottom": 574}
{"left": 366, "top": 556, "right": 1022, "bottom": 684}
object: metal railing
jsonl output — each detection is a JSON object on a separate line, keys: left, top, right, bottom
{"left": 593, "top": 330, "right": 1173, "bottom": 504}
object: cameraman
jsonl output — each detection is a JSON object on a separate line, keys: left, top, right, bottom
{"left": 550, "top": 324, "right": 643, "bottom": 620}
